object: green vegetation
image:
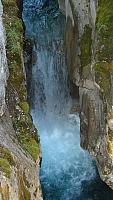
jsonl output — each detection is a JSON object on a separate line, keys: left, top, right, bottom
{"left": 80, "top": 25, "right": 92, "bottom": 68}
{"left": 0, "top": 147, "right": 15, "bottom": 178}
{"left": 20, "top": 102, "right": 29, "bottom": 115}
{"left": 4, "top": 20, "right": 22, "bottom": 57}
{"left": 13, "top": 105, "right": 40, "bottom": 161}
{"left": 96, "top": 0, "right": 113, "bottom": 34}
{"left": 94, "top": 0, "right": 113, "bottom": 153}
{"left": 19, "top": 135, "right": 40, "bottom": 161}
{"left": 0, "top": 147, "right": 15, "bottom": 166}
{"left": 17, "top": 119, "right": 40, "bottom": 161}
{"left": 0, "top": 158, "right": 11, "bottom": 178}
{"left": 94, "top": 61, "right": 112, "bottom": 101}
{"left": 3, "top": 0, "right": 26, "bottom": 101}
{"left": 96, "top": 0, "right": 113, "bottom": 61}
{"left": 2, "top": 0, "right": 40, "bottom": 162}
{"left": 94, "top": 0, "right": 113, "bottom": 104}
{"left": 108, "top": 129, "right": 113, "bottom": 156}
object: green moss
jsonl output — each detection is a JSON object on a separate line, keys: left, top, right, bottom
{"left": 96, "top": 0, "right": 113, "bottom": 33}
{"left": 24, "top": 190, "right": 31, "bottom": 200}
{"left": 3, "top": 0, "right": 26, "bottom": 101}
{"left": 94, "top": 61, "right": 113, "bottom": 101}
{"left": 2, "top": 0, "right": 40, "bottom": 162}
{"left": 18, "top": 133, "right": 40, "bottom": 161}
{"left": 0, "top": 158, "right": 11, "bottom": 178}
{"left": 4, "top": 21, "right": 22, "bottom": 57}
{"left": 80, "top": 25, "right": 92, "bottom": 68}
{"left": 14, "top": 109, "right": 40, "bottom": 161}
{"left": 94, "top": 0, "right": 113, "bottom": 104}
{"left": 0, "top": 147, "right": 16, "bottom": 178}
{"left": 19, "top": 102, "right": 29, "bottom": 115}
{"left": 108, "top": 129, "right": 113, "bottom": 156}
{"left": 2, "top": 0, "right": 16, "bottom": 6}
{"left": 0, "top": 147, "right": 15, "bottom": 166}
{"left": 96, "top": 0, "right": 113, "bottom": 61}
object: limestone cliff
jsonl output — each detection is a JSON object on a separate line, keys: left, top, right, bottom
{"left": 59, "top": 0, "right": 113, "bottom": 190}
{"left": 0, "top": 0, "right": 42, "bottom": 199}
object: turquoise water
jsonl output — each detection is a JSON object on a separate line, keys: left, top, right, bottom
{"left": 23, "top": 1, "right": 113, "bottom": 199}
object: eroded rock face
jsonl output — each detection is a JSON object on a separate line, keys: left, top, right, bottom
{"left": 0, "top": 1, "right": 8, "bottom": 116}
{"left": 62, "top": 0, "right": 113, "bottom": 190}
{"left": 0, "top": 0, "right": 42, "bottom": 199}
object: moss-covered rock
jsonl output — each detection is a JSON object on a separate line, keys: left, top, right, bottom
{"left": 94, "top": 61, "right": 112, "bottom": 102}
{"left": 0, "top": 1, "right": 42, "bottom": 199}
{"left": 96, "top": 0, "right": 113, "bottom": 61}
{"left": 0, "top": 146, "right": 15, "bottom": 178}
{"left": 2, "top": 0, "right": 40, "bottom": 162}
{"left": 19, "top": 101, "right": 29, "bottom": 114}
{"left": 94, "top": 0, "right": 113, "bottom": 104}
{"left": 0, "top": 146, "right": 15, "bottom": 166}
{"left": 80, "top": 25, "right": 92, "bottom": 68}
{"left": 3, "top": 0, "right": 26, "bottom": 101}
{"left": 108, "top": 129, "right": 113, "bottom": 156}
{"left": 0, "top": 158, "right": 11, "bottom": 178}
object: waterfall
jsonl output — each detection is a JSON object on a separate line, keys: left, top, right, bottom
{"left": 23, "top": 1, "right": 113, "bottom": 200}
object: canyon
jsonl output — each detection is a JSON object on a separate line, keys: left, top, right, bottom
{"left": 0, "top": 0, "right": 113, "bottom": 200}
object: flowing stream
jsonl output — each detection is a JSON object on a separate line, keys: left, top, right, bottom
{"left": 23, "top": 1, "right": 113, "bottom": 199}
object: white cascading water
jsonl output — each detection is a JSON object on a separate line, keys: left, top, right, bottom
{"left": 23, "top": 0, "right": 113, "bottom": 199}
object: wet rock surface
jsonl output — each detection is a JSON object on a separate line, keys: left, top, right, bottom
{"left": 62, "top": 0, "right": 113, "bottom": 190}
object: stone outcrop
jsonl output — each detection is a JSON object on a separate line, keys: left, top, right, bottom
{"left": 0, "top": 0, "right": 8, "bottom": 116}
{"left": 0, "top": 0, "right": 42, "bottom": 199}
{"left": 59, "top": 0, "right": 113, "bottom": 189}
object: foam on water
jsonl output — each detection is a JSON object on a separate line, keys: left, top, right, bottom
{"left": 34, "top": 113, "right": 97, "bottom": 199}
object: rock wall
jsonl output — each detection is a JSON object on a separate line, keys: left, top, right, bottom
{"left": 0, "top": 0, "right": 8, "bottom": 116}
{"left": 59, "top": 0, "right": 113, "bottom": 189}
{"left": 0, "top": 0, "right": 42, "bottom": 199}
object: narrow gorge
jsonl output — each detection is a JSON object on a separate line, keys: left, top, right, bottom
{"left": 1, "top": 0, "right": 113, "bottom": 200}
